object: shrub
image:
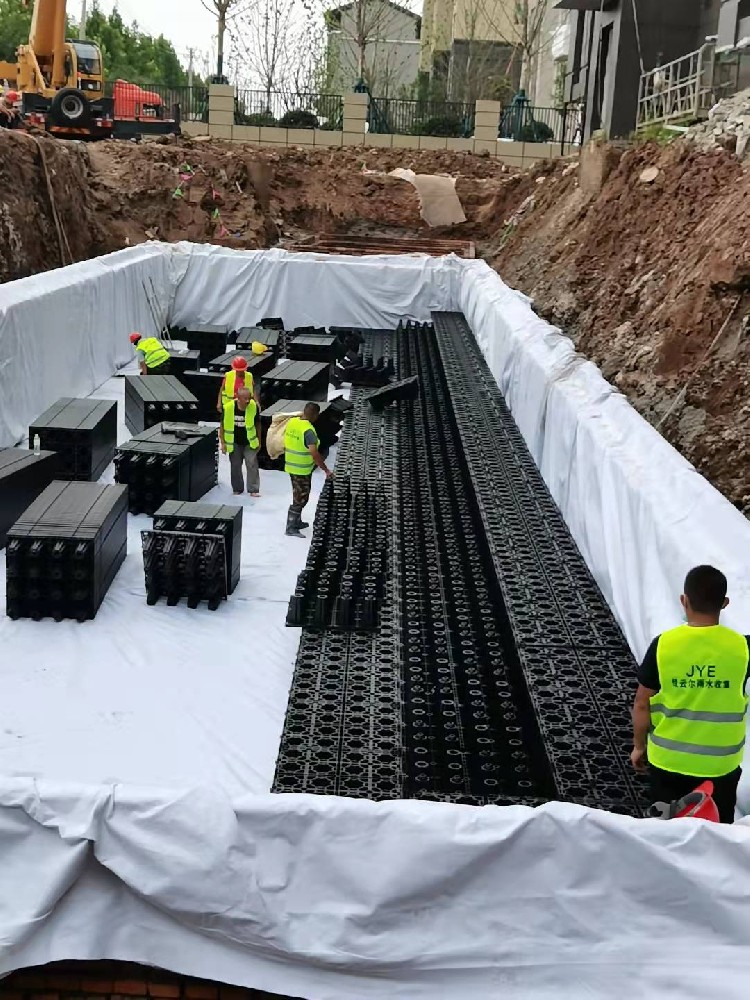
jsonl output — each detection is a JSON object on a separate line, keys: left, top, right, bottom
{"left": 279, "top": 109, "right": 319, "bottom": 130}
{"left": 413, "top": 113, "right": 466, "bottom": 138}
{"left": 519, "top": 120, "right": 555, "bottom": 143}
{"left": 237, "top": 110, "right": 277, "bottom": 127}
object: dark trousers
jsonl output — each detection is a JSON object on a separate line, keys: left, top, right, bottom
{"left": 149, "top": 359, "right": 172, "bottom": 375}
{"left": 650, "top": 765, "right": 741, "bottom": 824}
{"left": 290, "top": 474, "right": 312, "bottom": 513}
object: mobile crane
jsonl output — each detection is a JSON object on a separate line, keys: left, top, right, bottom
{"left": 0, "top": 0, "right": 180, "bottom": 140}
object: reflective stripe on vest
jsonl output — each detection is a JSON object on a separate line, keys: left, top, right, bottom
{"left": 284, "top": 416, "right": 318, "bottom": 476}
{"left": 138, "top": 337, "right": 170, "bottom": 369}
{"left": 222, "top": 399, "right": 258, "bottom": 455}
{"left": 222, "top": 369, "right": 254, "bottom": 404}
{"left": 648, "top": 624, "right": 749, "bottom": 777}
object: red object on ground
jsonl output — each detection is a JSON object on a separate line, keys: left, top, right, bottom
{"left": 113, "top": 80, "right": 163, "bottom": 120}
{"left": 672, "top": 781, "right": 720, "bottom": 822}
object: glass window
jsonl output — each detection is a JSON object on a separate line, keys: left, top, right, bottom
{"left": 72, "top": 42, "right": 102, "bottom": 76}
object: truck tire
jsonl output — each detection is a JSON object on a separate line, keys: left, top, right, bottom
{"left": 49, "top": 88, "right": 91, "bottom": 127}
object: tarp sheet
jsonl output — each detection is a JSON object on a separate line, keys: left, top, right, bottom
{"left": 3, "top": 244, "right": 750, "bottom": 999}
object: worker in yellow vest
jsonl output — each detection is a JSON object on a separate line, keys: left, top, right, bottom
{"left": 130, "top": 332, "right": 171, "bottom": 375}
{"left": 632, "top": 564, "right": 749, "bottom": 823}
{"left": 284, "top": 402, "right": 332, "bottom": 536}
{"left": 216, "top": 355, "right": 260, "bottom": 414}
{"left": 219, "top": 386, "right": 261, "bottom": 496}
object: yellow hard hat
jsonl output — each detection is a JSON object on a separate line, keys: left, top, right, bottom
{"left": 251, "top": 341, "right": 270, "bottom": 355}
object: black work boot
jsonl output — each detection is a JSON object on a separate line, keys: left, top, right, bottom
{"left": 286, "top": 506, "right": 304, "bottom": 537}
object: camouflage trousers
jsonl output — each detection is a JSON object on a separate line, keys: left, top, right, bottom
{"left": 290, "top": 474, "right": 312, "bottom": 513}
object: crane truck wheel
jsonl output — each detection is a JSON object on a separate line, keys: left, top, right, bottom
{"left": 49, "top": 88, "right": 91, "bottom": 127}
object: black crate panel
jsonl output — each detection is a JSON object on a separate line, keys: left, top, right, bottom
{"left": 30, "top": 397, "right": 117, "bottom": 482}
{"left": 142, "top": 530, "right": 228, "bottom": 610}
{"left": 124, "top": 376, "right": 199, "bottom": 435}
{"left": 174, "top": 370, "right": 224, "bottom": 422}
{"left": 262, "top": 360, "right": 330, "bottom": 406}
{"left": 153, "top": 500, "right": 242, "bottom": 594}
{"left": 207, "top": 351, "right": 277, "bottom": 379}
{"left": 0, "top": 449, "right": 62, "bottom": 548}
{"left": 6, "top": 481, "right": 127, "bottom": 621}
{"left": 273, "top": 318, "right": 649, "bottom": 815}
{"left": 114, "top": 424, "right": 219, "bottom": 515}
{"left": 185, "top": 327, "right": 228, "bottom": 365}
{"left": 167, "top": 350, "right": 201, "bottom": 375}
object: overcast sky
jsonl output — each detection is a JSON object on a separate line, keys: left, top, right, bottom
{"left": 92, "top": 1, "right": 218, "bottom": 65}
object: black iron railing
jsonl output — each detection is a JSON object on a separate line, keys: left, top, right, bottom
{"left": 234, "top": 90, "right": 343, "bottom": 129}
{"left": 369, "top": 97, "right": 475, "bottom": 137}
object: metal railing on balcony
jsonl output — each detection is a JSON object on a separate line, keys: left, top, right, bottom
{"left": 234, "top": 90, "right": 343, "bottom": 129}
{"left": 369, "top": 98, "right": 475, "bottom": 137}
{"left": 637, "top": 44, "right": 716, "bottom": 129}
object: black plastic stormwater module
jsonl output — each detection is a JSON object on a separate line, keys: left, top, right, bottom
{"left": 0, "top": 448, "right": 61, "bottom": 549}
{"left": 152, "top": 500, "right": 242, "bottom": 594}
{"left": 141, "top": 530, "right": 228, "bottom": 610}
{"left": 274, "top": 317, "right": 648, "bottom": 815}
{"left": 6, "top": 481, "right": 127, "bottom": 622}
{"left": 30, "top": 397, "right": 117, "bottom": 482}
{"left": 431, "top": 312, "right": 648, "bottom": 814}
{"left": 124, "top": 375, "right": 199, "bottom": 435}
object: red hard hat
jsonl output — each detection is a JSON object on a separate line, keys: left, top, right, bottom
{"left": 231, "top": 356, "right": 248, "bottom": 371}
{"left": 130, "top": 332, "right": 142, "bottom": 344}
{"left": 6, "top": 91, "right": 19, "bottom": 103}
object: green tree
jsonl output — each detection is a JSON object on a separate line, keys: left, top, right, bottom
{"left": 85, "top": 4, "right": 190, "bottom": 86}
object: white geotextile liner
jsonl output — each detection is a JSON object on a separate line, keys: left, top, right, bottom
{"left": 3, "top": 245, "right": 750, "bottom": 999}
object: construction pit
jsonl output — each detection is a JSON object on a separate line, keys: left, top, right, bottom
{"left": 2, "top": 124, "right": 750, "bottom": 999}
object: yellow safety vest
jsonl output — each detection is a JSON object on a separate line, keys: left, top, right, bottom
{"left": 222, "top": 369, "right": 254, "bottom": 405}
{"left": 137, "top": 336, "right": 170, "bottom": 369}
{"left": 649, "top": 624, "right": 748, "bottom": 777}
{"left": 284, "top": 416, "right": 318, "bottom": 476}
{"left": 222, "top": 399, "right": 258, "bottom": 455}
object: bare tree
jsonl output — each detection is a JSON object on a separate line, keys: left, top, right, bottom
{"left": 511, "top": 0, "right": 550, "bottom": 93}
{"left": 232, "top": 0, "right": 296, "bottom": 106}
{"left": 322, "top": 0, "right": 421, "bottom": 96}
{"left": 200, "top": 0, "right": 254, "bottom": 80}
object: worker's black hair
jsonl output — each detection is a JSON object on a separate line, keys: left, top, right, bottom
{"left": 303, "top": 402, "right": 321, "bottom": 419}
{"left": 684, "top": 565, "right": 727, "bottom": 615}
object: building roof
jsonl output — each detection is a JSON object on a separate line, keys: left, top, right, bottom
{"left": 327, "top": 0, "right": 421, "bottom": 21}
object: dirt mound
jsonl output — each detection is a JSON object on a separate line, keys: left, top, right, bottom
{"left": 491, "top": 140, "right": 750, "bottom": 511}
{"left": 0, "top": 131, "right": 110, "bottom": 281}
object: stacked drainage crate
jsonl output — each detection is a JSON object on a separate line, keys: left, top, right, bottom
{"left": 261, "top": 360, "right": 330, "bottom": 407}
{"left": 114, "top": 424, "right": 219, "bottom": 515}
{"left": 6, "top": 481, "right": 128, "bottom": 622}
{"left": 124, "top": 376, "right": 200, "bottom": 434}
{"left": 0, "top": 449, "right": 61, "bottom": 549}
{"left": 141, "top": 501, "right": 242, "bottom": 610}
{"left": 258, "top": 397, "right": 353, "bottom": 470}
{"left": 29, "top": 398, "right": 117, "bottom": 482}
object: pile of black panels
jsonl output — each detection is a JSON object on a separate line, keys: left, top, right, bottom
{"left": 182, "top": 325, "right": 228, "bottom": 366}
{"left": 142, "top": 529, "right": 228, "bottom": 610}
{"left": 114, "top": 423, "right": 218, "bottom": 515}
{"left": 174, "top": 370, "right": 224, "bottom": 422}
{"left": 30, "top": 398, "right": 117, "bottom": 481}
{"left": 262, "top": 361, "right": 330, "bottom": 406}
{"left": 124, "top": 375, "right": 199, "bottom": 434}
{"left": 286, "top": 332, "right": 343, "bottom": 364}
{"left": 233, "top": 327, "right": 283, "bottom": 355}
{"left": 273, "top": 318, "right": 649, "bottom": 815}
{"left": 207, "top": 351, "right": 277, "bottom": 379}
{"left": 167, "top": 349, "right": 201, "bottom": 375}
{"left": 286, "top": 476, "right": 386, "bottom": 630}
{"left": 0, "top": 448, "right": 61, "bottom": 548}
{"left": 6, "top": 481, "right": 127, "bottom": 622}
{"left": 152, "top": 500, "right": 242, "bottom": 594}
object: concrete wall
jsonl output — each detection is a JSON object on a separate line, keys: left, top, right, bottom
{"left": 201, "top": 85, "right": 565, "bottom": 170}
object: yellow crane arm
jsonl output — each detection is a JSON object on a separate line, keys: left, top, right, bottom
{"left": 28, "top": 0, "right": 69, "bottom": 90}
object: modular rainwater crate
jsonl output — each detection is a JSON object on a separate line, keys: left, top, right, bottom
{"left": 258, "top": 397, "right": 352, "bottom": 469}
{"left": 152, "top": 500, "right": 243, "bottom": 594}
{"left": 6, "top": 480, "right": 128, "bottom": 622}
{"left": 207, "top": 351, "right": 277, "bottom": 379}
{"left": 233, "top": 327, "right": 283, "bottom": 355}
{"left": 29, "top": 397, "right": 117, "bottom": 482}
{"left": 124, "top": 375, "right": 199, "bottom": 435}
{"left": 184, "top": 325, "right": 228, "bottom": 365}
{"left": 114, "top": 423, "right": 219, "bottom": 515}
{"left": 286, "top": 333, "right": 343, "bottom": 364}
{"left": 167, "top": 349, "right": 201, "bottom": 376}
{"left": 0, "top": 448, "right": 61, "bottom": 549}
{"left": 174, "top": 369, "right": 224, "bottom": 422}
{"left": 261, "top": 361, "right": 330, "bottom": 407}
{"left": 141, "top": 529, "right": 228, "bottom": 611}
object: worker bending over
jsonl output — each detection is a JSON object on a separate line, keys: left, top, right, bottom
{"left": 220, "top": 386, "right": 261, "bottom": 496}
{"left": 0, "top": 91, "right": 20, "bottom": 129}
{"left": 284, "top": 402, "right": 332, "bottom": 536}
{"left": 216, "top": 353, "right": 262, "bottom": 414}
{"left": 130, "top": 332, "right": 171, "bottom": 375}
{"left": 632, "top": 565, "right": 749, "bottom": 823}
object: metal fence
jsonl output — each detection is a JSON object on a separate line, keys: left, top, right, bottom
{"left": 499, "top": 103, "right": 582, "bottom": 149}
{"left": 637, "top": 45, "right": 715, "bottom": 128}
{"left": 234, "top": 90, "right": 343, "bottom": 129}
{"left": 369, "top": 98, "right": 475, "bottom": 137}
